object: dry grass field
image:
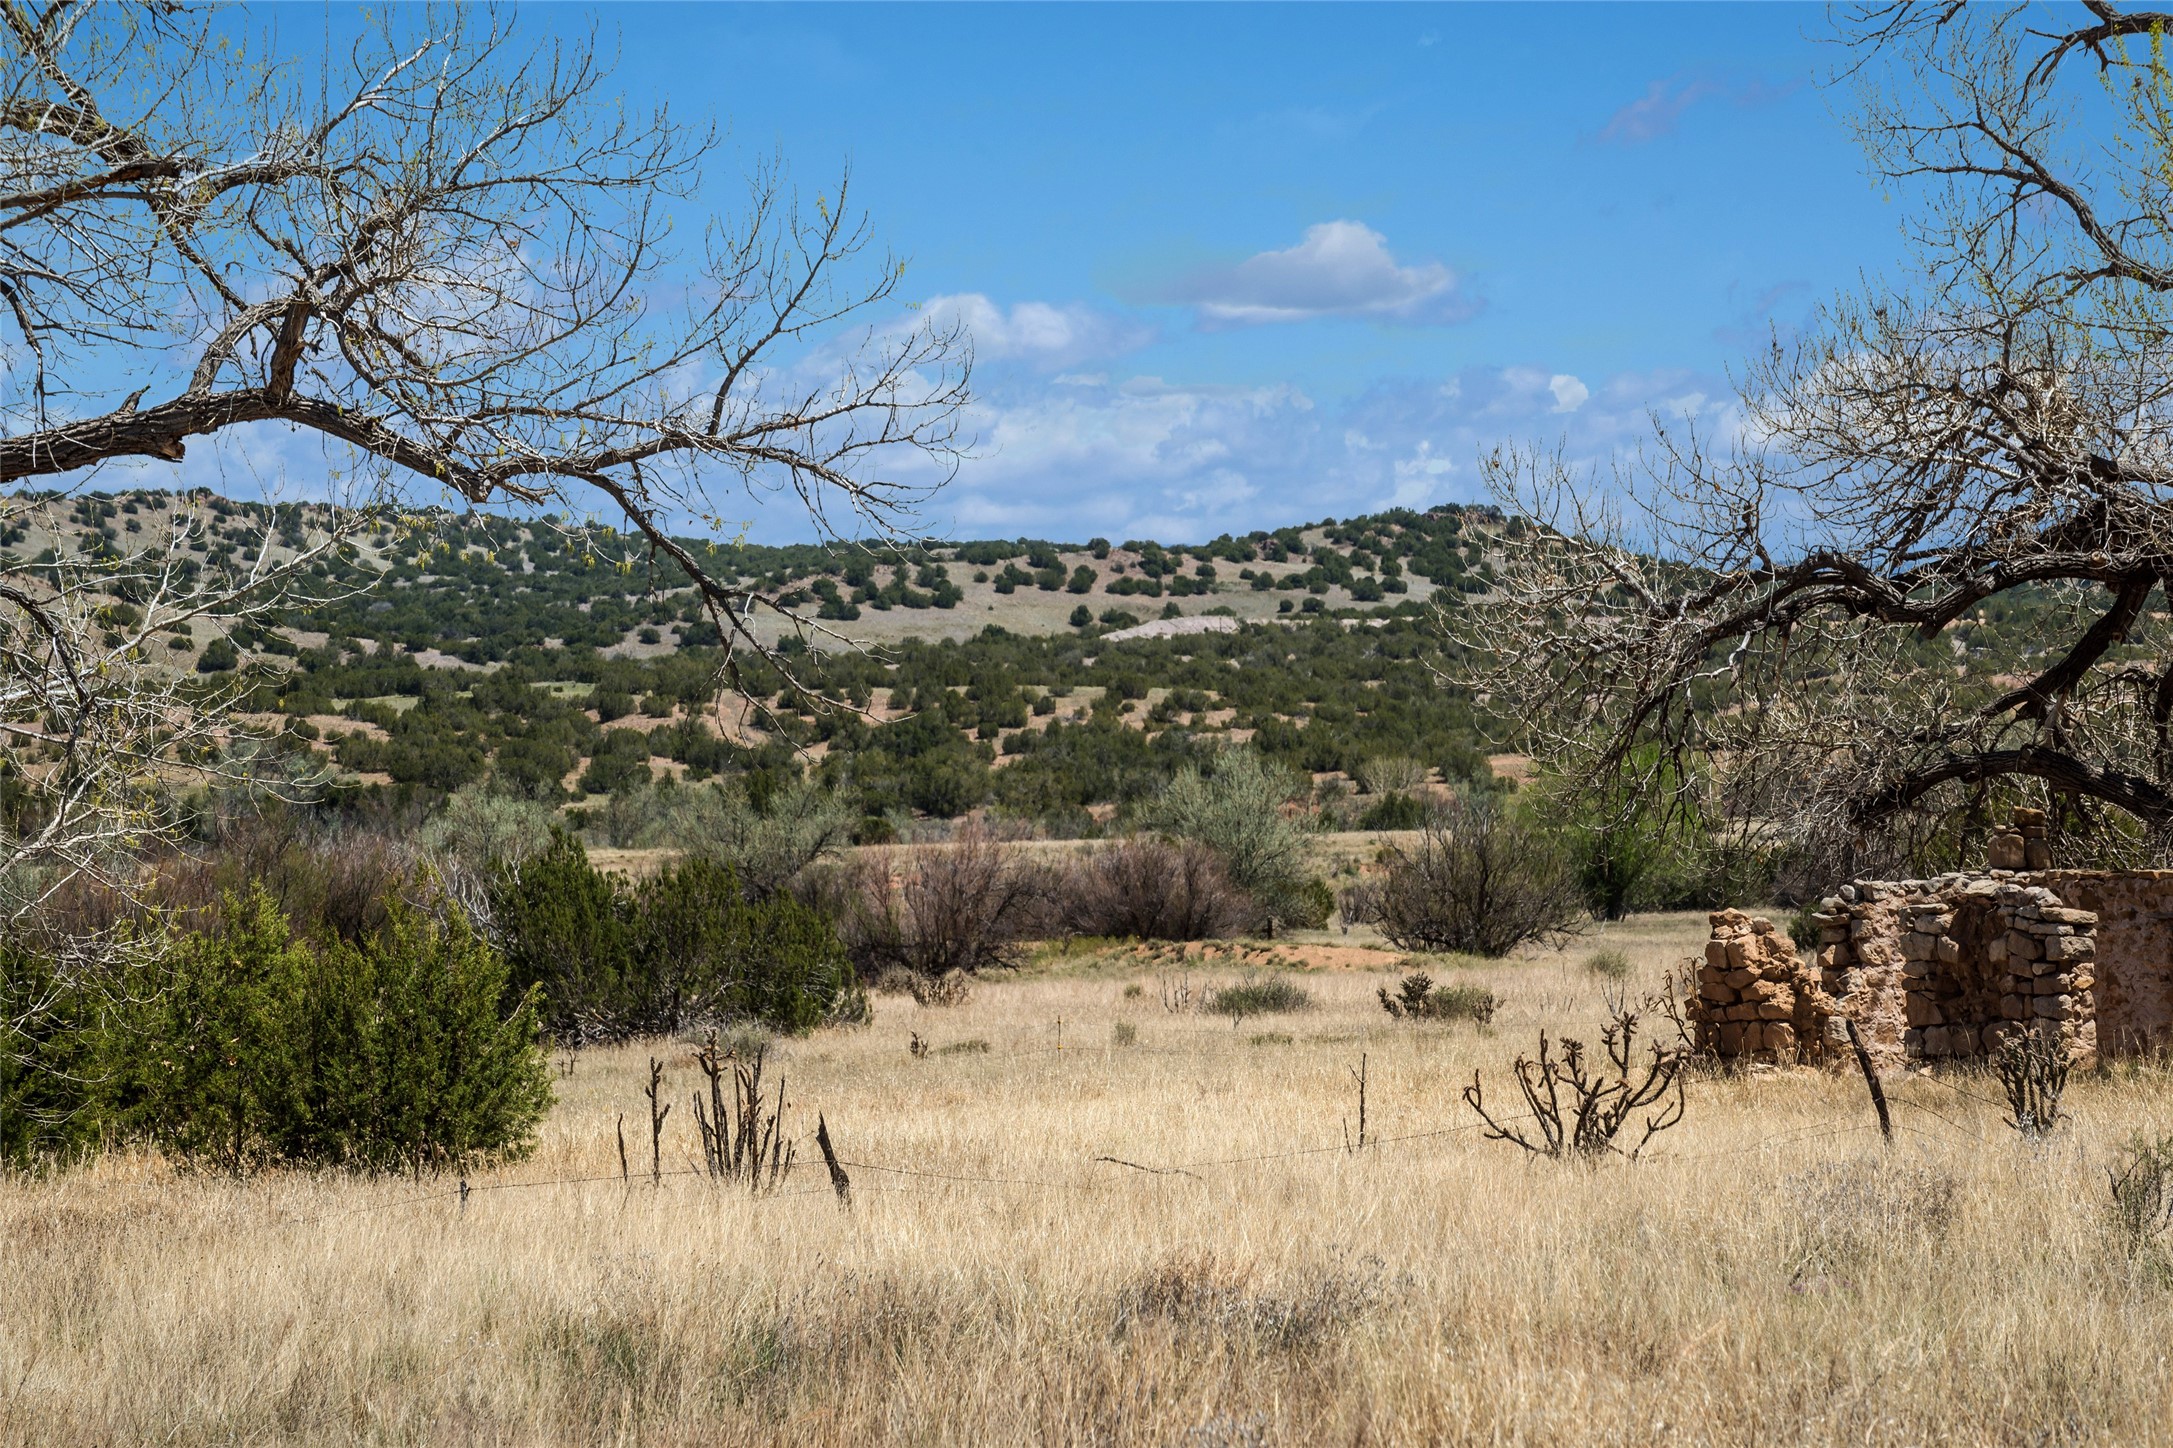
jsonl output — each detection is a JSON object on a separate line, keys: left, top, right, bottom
{"left": 7, "top": 912, "right": 2173, "bottom": 1445}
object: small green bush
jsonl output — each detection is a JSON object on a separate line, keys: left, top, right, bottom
{"left": 0, "top": 945, "right": 106, "bottom": 1167}
{"left": 1206, "top": 976, "right": 1312, "bottom": 1019}
{"left": 1112, "top": 1022, "right": 1138, "bottom": 1047}
{"left": 1376, "top": 969, "right": 1498, "bottom": 1024}
{"left": 1357, "top": 792, "right": 1429, "bottom": 831}
{"left": 194, "top": 636, "right": 239, "bottom": 672}
{"left": 1584, "top": 947, "right": 1632, "bottom": 980}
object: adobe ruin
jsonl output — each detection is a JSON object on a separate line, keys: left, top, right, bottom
{"left": 1692, "top": 810, "right": 2173, "bottom": 1072}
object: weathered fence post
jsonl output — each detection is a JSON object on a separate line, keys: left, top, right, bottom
{"left": 1843, "top": 1018, "right": 1893, "bottom": 1144}
{"left": 816, "top": 1114, "right": 852, "bottom": 1207}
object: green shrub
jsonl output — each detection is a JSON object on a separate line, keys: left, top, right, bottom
{"left": 633, "top": 855, "right": 860, "bottom": 1036}
{"left": 491, "top": 830, "right": 633, "bottom": 1038}
{"left": 493, "top": 831, "right": 860, "bottom": 1040}
{"left": 1259, "top": 876, "right": 1335, "bottom": 932}
{"left": 1357, "top": 792, "right": 1429, "bottom": 831}
{"left": 1788, "top": 904, "right": 1821, "bottom": 951}
{"left": 1146, "top": 747, "right": 1322, "bottom": 928}
{"left": 118, "top": 888, "right": 551, "bottom": 1175}
{"left": 0, "top": 945, "right": 107, "bottom": 1167}
{"left": 1584, "top": 947, "right": 1632, "bottom": 980}
{"left": 1376, "top": 970, "right": 1497, "bottom": 1024}
{"left": 1206, "top": 975, "right": 1311, "bottom": 1019}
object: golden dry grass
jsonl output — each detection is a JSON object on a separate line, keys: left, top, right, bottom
{"left": 8, "top": 913, "right": 2173, "bottom": 1445}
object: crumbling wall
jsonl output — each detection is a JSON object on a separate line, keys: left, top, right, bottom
{"left": 1690, "top": 909, "right": 1828, "bottom": 1064}
{"left": 1698, "top": 875, "right": 2099, "bottom": 1073}
{"left": 1691, "top": 810, "right": 2173, "bottom": 1071}
{"left": 1817, "top": 877, "right": 2097, "bottom": 1069}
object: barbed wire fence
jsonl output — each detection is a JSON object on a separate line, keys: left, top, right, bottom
{"left": 257, "top": 1040, "right": 2023, "bottom": 1231}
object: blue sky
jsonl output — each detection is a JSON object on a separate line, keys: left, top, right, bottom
{"left": 585, "top": 2, "right": 1904, "bottom": 544}
{"left": 235, "top": 4, "right": 1910, "bottom": 546}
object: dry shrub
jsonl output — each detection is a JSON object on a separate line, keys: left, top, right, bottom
{"left": 2109, "top": 1132, "right": 2173, "bottom": 1271}
{"left": 832, "top": 828, "right": 1050, "bottom": 977}
{"left": 1056, "top": 838, "right": 1253, "bottom": 940}
{"left": 1335, "top": 879, "right": 1381, "bottom": 934}
{"left": 1112, "top": 1251, "right": 1394, "bottom": 1352}
{"left": 870, "top": 966, "right": 973, "bottom": 1007}
{"left": 1205, "top": 976, "right": 1311, "bottom": 1020}
{"left": 1374, "top": 794, "right": 1584, "bottom": 957}
{"left": 1584, "top": 947, "right": 1632, "bottom": 980}
{"left": 169, "top": 811, "right": 419, "bottom": 943}
{"left": 917, "top": 970, "right": 974, "bottom": 1008}
{"left": 27, "top": 809, "right": 420, "bottom": 951}
{"left": 1785, "top": 1157, "right": 1957, "bottom": 1287}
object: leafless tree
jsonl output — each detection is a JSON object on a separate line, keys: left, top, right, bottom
{"left": 832, "top": 828, "right": 1052, "bottom": 977}
{"left": 1, "top": 1, "right": 967, "bottom": 1104}
{"left": 0, "top": 491, "right": 355, "bottom": 926}
{"left": 1450, "top": 3, "right": 2173, "bottom": 867}
{"left": 1372, "top": 792, "right": 1584, "bottom": 956}
{"left": 0, "top": 3, "right": 970, "bottom": 690}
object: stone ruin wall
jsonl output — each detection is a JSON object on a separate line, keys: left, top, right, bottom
{"left": 2030, "top": 872, "right": 2173, "bottom": 1057}
{"left": 1691, "top": 811, "right": 2173, "bottom": 1072}
{"left": 1811, "top": 877, "right": 2097, "bottom": 1071}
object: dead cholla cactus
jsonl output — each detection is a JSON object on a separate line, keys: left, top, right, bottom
{"left": 1996, "top": 1028, "right": 2073, "bottom": 1136}
{"left": 1463, "top": 991, "right": 1688, "bottom": 1159}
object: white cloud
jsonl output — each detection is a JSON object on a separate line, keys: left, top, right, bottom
{"left": 1388, "top": 441, "right": 1454, "bottom": 508}
{"left": 1170, "top": 221, "right": 1477, "bottom": 327}
{"left": 883, "top": 359, "right": 1731, "bottom": 545}
{"left": 1599, "top": 72, "right": 1803, "bottom": 146}
{"left": 1548, "top": 373, "right": 1590, "bottom": 413}
{"left": 917, "top": 293, "right": 1152, "bottom": 372}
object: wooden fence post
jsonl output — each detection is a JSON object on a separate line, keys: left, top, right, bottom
{"left": 1843, "top": 1018, "right": 1893, "bottom": 1144}
{"left": 816, "top": 1114, "right": 852, "bottom": 1207}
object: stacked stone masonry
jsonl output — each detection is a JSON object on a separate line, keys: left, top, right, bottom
{"left": 1811, "top": 876, "right": 2096, "bottom": 1073}
{"left": 1691, "top": 910, "right": 1826, "bottom": 1063}
{"left": 1692, "top": 811, "right": 2173, "bottom": 1073}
